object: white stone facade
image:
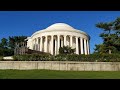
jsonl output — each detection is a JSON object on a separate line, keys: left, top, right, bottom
{"left": 27, "top": 23, "right": 90, "bottom": 55}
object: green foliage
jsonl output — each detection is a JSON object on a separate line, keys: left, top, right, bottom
{"left": 59, "top": 46, "right": 75, "bottom": 55}
{"left": 0, "top": 56, "right": 3, "bottom": 61}
{"left": 0, "top": 36, "right": 27, "bottom": 56}
{"left": 8, "top": 36, "right": 27, "bottom": 49}
{"left": 0, "top": 38, "right": 8, "bottom": 48}
{"left": 114, "top": 17, "right": 120, "bottom": 30}
{"left": 0, "top": 48, "right": 14, "bottom": 56}
{"left": 0, "top": 38, "right": 9, "bottom": 56}
{"left": 2, "top": 70, "right": 120, "bottom": 79}
{"left": 94, "top": 44, "right": 118, "bottom": 54}
{"left": 13, "top": 53, "right": 120, "bottom": 62}
{"left": 13, "top": 53, "right": 52, "bottom": 61}
{"left": 96, "top": 22, "right": 113, "bottom": 32}
{"left": 95, "top": 17, "right": 120, "bottom": 54}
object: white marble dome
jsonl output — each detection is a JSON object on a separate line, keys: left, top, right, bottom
{"left": 27, "top": 23, "right": 90, "bottom": 55}
{"left": 32, "top": 23, "right": 88, "bottom": 37}
{"left": 46, "top": 23, "right": 74, "bottom": 30}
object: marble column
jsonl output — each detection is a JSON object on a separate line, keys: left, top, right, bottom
{"left": 55, "top": 37, "right": 57, "bottom": 55}
{"left": 40, "top": 36, "right": 43, "bottom": 52}
{"left": 64, "top": 35, "right": 67, "bottom": 46}
{"left": 31, "top": 40, "right": 33, "bottom": 50}
{"left": 57, "top": 35, "right": 60, "bottom": 54}
{"left": 36, "top": 38, "right": 39, "bottom": 51}
{"left": 76, "top": 36, "right": 79, "bottom": 54}
{"left": 33, "top": 39, "right": 35, "bottom": 50}
{"left": 45, "top": 36, "right": 48, "bottom": 52}
{"left": 80, "top": 37, "right": 83, "bottom": 54}
{"left": 70, "top": 36, "right": 73, "bottom": 48}
{"left": 84, "top": 39, "right": 87, "bottom": 55}
{"left": 51, "top": 35, "right": 54, "bottom": 55}
{"left": 87, "top": 39, "right": 90, "bottom": 54}
{"left": 61, "top": 37, "right": 63, "bottom": 47}
{"left": 35, "top": 38, "right": 37, "bottom": 50}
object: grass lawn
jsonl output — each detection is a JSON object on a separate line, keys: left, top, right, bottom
{"left": 0, "top": 69, "right": 120, "bottom": 79}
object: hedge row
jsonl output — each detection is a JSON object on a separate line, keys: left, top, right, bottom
{"left": 0, "top": 56, "right": 3, "bottom": 61}
{"left": 13, "top": 53, "right": 120, "bottom": 62}
{"left": 55, "top": 54, "right": 120, "bottom": 62}
{"left": 13, "top": 54, "right": 52, "bottom": 61}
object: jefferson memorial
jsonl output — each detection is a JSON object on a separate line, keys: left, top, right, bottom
{"left": 26, "top": 23, "right": 90, "bottom": 55}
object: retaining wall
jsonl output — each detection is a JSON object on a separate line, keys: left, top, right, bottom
{"left": 0, "top": 61, "right": 120, "bottom": 71}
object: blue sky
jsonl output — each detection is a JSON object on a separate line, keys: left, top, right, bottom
{"left": 0, "top": 11, "right": 120, "bottom": 53}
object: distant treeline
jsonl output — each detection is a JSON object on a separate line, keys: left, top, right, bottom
{"left": 0, "top": 36, "right": 27, "bottom": 56}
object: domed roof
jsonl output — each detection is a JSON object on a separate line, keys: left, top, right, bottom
{"left": 46, "top": 23, "right": 74, "bottom": 30}
{"left": 31, "top": 23, "right": 89, "bottom": 38}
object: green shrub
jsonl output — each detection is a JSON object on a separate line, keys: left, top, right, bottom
{"left": 13, "top": 53, "right": 52, "bottom": 61}
{"left": 59, "top": 46, "right": 75, "bottom": 55}
{"left": 13, "top": 53, "right": 120, "bottom": 62}
{"left": 0, "top": 56, "right": 3, "bottom": 61}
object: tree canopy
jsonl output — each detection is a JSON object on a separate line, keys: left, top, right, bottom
{"left": 0, "top": 36, "right": 27, "bottom": 56}
{"left": 94, "top": 17, "right": 120, "bottom": 54}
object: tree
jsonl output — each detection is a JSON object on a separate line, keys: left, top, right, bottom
{"left": 0, "top": 38, "right": 8, "bottom": 48}
{"left": 0, "top": 36, "right": 27, "bottom": 56}
{"left": 114, "top": 17, "right": 120, "bottom": 31}
{"left": 94, "top": 17, "right": 120, "bottom": 54}
{"left": 8, "top": 36, "right": 27, "bottom": 49}
{"left": 59, "top": 46, "right": 75, "bottom": 55}
{"left": 94, "top": 44, "right": 117, "bottom": 54}
{"left": 96, "top": 22, "right": 114, "bottom": 54}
